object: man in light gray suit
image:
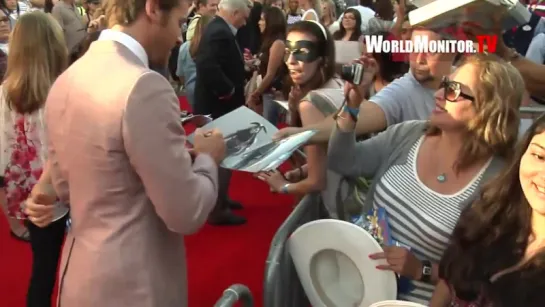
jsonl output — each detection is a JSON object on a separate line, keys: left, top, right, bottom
{"left": 23, "top": 0, "right": 226, "bottom": 305}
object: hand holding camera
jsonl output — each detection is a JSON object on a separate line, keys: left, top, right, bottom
{"left": 340, "top": 55, "right": 378, "bottom": 108}
{"left": 193, "top": 128, "right": 226, "bottom": 165}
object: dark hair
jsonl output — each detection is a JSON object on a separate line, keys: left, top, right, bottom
{"left": 287, "top": 20, "right": 336, "bottom": 126}
{"left": 104, "top": 0, "right": 180, "bottom": 26}
{"left": 440, "top": 114, "right": 545, "bottom": 306}
{"left": 333, "top": 8, "right": 362, "bottom": 41}
{"left": 371, "top": 32, "right": 408, "bottom": 82}
{"left": 287, "top": 20, "right": 335, "bottom": 86}
{"left": 264, "top": 0, "right": 283, "bottom": 9}
{"left": 44, "top": 0, "right": 53, "bottom": 13}
{"left": 260, "top": 7, "right": 286, "bottom": 54}
{"left": 259, "top": 7, "right": 288, "bottom": 93}
{"left": 359, "top": 0, "right": 373, "bottom": 9}
{"left": 195, "top": 0, "right": 209, "bottom": 9}
{"left": 374, "top": 0, "right": 394, "bottom": 20}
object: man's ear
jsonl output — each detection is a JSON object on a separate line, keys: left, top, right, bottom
{"left": 145, "top": 0, "right": 162, "bottom": 24}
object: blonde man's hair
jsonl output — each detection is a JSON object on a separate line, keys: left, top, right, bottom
{"left": 103, "top": 0, "right": 180, "bottom": 26}
{"left": 4, "top": 11, "right": 68, "bottom": 114}
{"left": 426, "top": 53, "right": 524, "bottom": 172}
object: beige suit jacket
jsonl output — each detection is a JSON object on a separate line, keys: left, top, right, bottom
{"left": 45, "top": 40, "right": 219, "bottom": 307}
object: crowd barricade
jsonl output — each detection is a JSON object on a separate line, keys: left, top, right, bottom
{"left": 263, "top": 193, "right": 327, "bottom": 307}
{"left": 520, "top": 105, "right": 545, "bottom": 118}
{"left": 214, "top": 284, "right": 254, "bottom": 307}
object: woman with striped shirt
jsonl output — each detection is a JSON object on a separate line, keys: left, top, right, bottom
{"left": 328, "top": 53, "right": 524, "bottom": 305}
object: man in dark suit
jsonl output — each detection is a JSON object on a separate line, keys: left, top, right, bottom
{"left": 194, "top": 0, "right": 252, "bottom": 225}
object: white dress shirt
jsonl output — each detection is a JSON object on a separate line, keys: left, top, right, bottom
{"left": 98, "top": 29, "right": 148, "bottom": 67}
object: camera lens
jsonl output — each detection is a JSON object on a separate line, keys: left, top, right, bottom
{"left": 340, "top": 64, "right": 355, "bottom": 83}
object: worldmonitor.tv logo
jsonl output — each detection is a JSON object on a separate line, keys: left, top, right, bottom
{"left": 364, "top": 34, "right": 498, "bottom": 60}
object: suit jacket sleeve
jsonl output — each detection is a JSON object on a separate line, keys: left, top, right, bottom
{"left": 196, "top": 29, "right": 235, "bottom": 97}
{"left": 48, "top": 143, "right": 70, "bottom": 203}
{"left": 122, "top": 72, "right": 219, "bottom": 235}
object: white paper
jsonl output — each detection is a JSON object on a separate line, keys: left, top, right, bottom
{"left": 335, "top": 41, "right": 362, "bottom": 65}
{"left": 273, "top": 100, "right": 290, "bottom": 111}
{"left": 187, "top": 106, "right": 316, "bottom": 172}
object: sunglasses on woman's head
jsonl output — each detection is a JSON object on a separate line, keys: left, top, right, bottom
{"left": 440, "top": 76, "right": 475, "bottom": 102}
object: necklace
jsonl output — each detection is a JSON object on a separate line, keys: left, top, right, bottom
{"left": 437, "top": 173, "right": 447, "bottom": 183}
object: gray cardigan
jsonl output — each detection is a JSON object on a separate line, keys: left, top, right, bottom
{"left": 327, "top": 120, "right": 506, "bottom": 214}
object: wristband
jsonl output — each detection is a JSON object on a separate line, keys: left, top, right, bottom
{"left": 420, "top": 260, "right": 432, "bottom": 283}
{"left": 280, "top": 183, "right": 290, "bottom": 194}
{"left": 343, "top": 105, "right": 359, "bottom": 122}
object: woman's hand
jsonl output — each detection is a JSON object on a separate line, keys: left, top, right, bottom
{"left": 24, "top": 183, "right": 57, "bottom": 228}
{"left": 343, "top": 55, "right": 378, "bottom": 108}
{"left": 246, "top": 92, "right": 260, "bottom": 111}
{"left": 272, "top": 126, "right": 303, "bottom": 141}
{"left": 87, "top": 15, "right": 106, "bottom": 33}
{"left": 255, "top": 169, "right": 290, "bottom": 192}
{"left": 288, "top": 85, "right": 304, "bottom": 112}
{"left": 460, "top": 11, "right": 508, "bottom": 56}
{"left": 369, "top": 246, "right": 423, "bottom": 280}
{"left": 394, "top": 0, "right": 405, "bottom": 20}
{"left": 284, "top": 165, "right": 307, "bottom": 182}
{"left": 243, "top": 49, "right": 253, "bottom": 61}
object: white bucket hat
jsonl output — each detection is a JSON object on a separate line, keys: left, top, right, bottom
{"left": 288, "top": 219, "right": 397, "bottom": 306}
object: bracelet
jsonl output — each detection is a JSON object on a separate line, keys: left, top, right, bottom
{"left": 280, "top": 183, "right": 290, "bottom": 194}
{"left": 343, "top": 105, "right": 359, "bottom": 122}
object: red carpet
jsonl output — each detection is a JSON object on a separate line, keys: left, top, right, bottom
{"left": 0, "top": 97, "right": 295, "bottom": 307}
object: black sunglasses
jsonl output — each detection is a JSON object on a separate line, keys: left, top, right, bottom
{"left": 440, "top": 76, "right": 475, "bottom": 102}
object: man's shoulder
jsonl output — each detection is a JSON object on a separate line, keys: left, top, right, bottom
{"left": 52, "top": 1, "right": 68, "bottom": 11}
{"left": 200, "top": 18, "right": 221, "bottom": 36}
{"left": 56, "top": 54, "right": 159, "bottom": 98}
{"left": 376, "top": 73, "right": 418, "bottom": 96}
{"left": 207, "top": 17, "right": 225, "bottom": 29}
{"left": 203, "top": 19, "right": 232, "bottom": 40}
{"left": 129, "top": 71, "right": 174, "bottom": 98}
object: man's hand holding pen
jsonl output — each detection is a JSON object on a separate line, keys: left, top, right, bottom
{"left": 193, "top": 128, "right": 226, "bottom": 165}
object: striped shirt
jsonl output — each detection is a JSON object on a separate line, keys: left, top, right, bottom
{"left": 373, "top": 136, "right": 491, "bottom": 305}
